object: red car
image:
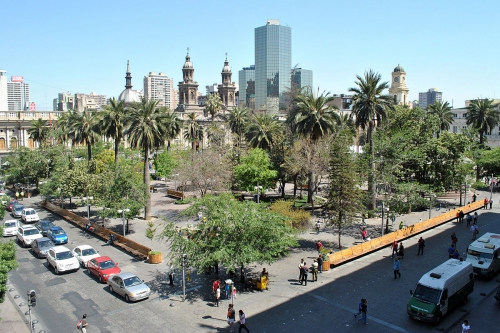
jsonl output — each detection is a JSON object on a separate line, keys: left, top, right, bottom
{"left": 7, "top": 199, "right": 18, "bottom": 212}
{"left": 86, "top": 256, "right": 121, "bottom": 283}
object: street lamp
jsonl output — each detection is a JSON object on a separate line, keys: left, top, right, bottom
{"left": 117, "top": 209, "right": 130, "bottom": 237}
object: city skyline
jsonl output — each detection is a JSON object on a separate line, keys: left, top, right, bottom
{"left": 2, "top": 1, "right": 499, "bottom": 110}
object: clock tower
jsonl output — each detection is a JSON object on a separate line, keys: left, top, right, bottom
{"left": 388, "top": 64, "right": 410, "bottom": 106}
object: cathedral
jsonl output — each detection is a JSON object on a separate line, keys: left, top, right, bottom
{"left": 388, "top": 64, "right": 412, "bottom": 107}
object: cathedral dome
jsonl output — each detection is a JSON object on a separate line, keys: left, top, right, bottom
{"left": 183, "top": 54, "right": 193, "bottom": 69}
{"left": 118, "top": 89, "right": 140, "bottom": 103}
{"left": 394, "top": 65, "right": 405, "bottom": 72}
{"left": 222, "top": 59, "right": 231, "bottom": 73}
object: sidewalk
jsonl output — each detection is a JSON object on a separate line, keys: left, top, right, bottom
{"left": 0, "top": 286, "right": 31, "bottom": 333}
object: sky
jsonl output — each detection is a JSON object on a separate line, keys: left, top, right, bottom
{"left": 2, "top": 0, "right": 499, "bottom": 110}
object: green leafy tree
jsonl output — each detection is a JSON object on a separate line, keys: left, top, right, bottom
{"left": 0, "top": 213, "right": 19, "bottom": 302}
{"left": 27, "top": 118, "right": 50, "bottom": 147}
{"left": 427, "top": 101, "right": 453, "bottom": 138}
{"left": 245, "top": 114, "right": 282, "bottom": 150}
{"left": 153, "top": 149, "right": 178, "bottom": 180}
{"left": 349, "top": 70, "right": 393, "bottom": 209}
{"left": 100, "top": 97, "right": 126, "bottom": 164}
{"left": 205, "top": 93, "right": 224, "bottom": 122}
{"left": 159, "top": 193, "right": 298, "bottom": 282}
{"left": 477, "top": 147, "right": 500, "bottom": 178}
{"left": 5, "top": 147, "right": 49, "bottom": 187}
{"left": 125, "top": 98, "right": 170, "bottom": 220}
{"left": 68, "top": 109, "right": 101, "bottom": 161}
{"left": 233, "top": 148, "right": 277, "bottom": 192}
{"left": 325, "top": 131, "right": 365, "bottom": 248}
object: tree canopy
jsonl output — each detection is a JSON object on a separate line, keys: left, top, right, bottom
{"left": 233, "top": 148, "right": 277, "bottom": 192}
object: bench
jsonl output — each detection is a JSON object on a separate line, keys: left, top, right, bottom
{"left": 167, "top": 189, "right": 185, "bottom": 200}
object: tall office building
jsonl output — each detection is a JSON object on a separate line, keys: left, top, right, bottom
{"left": 255, "top": 19, "right": 291, "bottom": 114}
{"left": 292, "top": 68, "right": 313, "bottom": 94}
{"left": 7, "top": 76, "right": 30, "bottom": 111}
{"left": 238, "top": 65, "right": 255, "bottom": 110}
{"left": 0, "top": 70, "right": 7, "bottom": 111}
{"left": 144, "top": 72, "right": 174, "bottom": 109}
{"left": 419, "top": 88, "right": 442, "bottom": 109}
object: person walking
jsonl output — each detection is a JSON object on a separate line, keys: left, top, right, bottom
{"left": 238, "top": 309, "right": 250, "bottom": 333}
{"left": 459, "top": 210, "right": 464, "bottom": 223}
{"left": 20, "top": 190, "right": 24, "bottom": 201}
{"left": 215, "top": 285, "right": 221, "bottom": 307}
{"left": 399, "top": 221, "right": 404, "bottom": 229}
{"left": 473, "top": 212, "right": 478, "bottom": 224}
{"left": 300, "top": 262, "right": 309, "bottom": 286}
{"left": 168, "top": 266, "right": 175, "bottom": 286}
{"left": 461, "top": 319, "right": 470, "bottom": 333}
{"left": 213, "top": 278, "right": 221, "bottom": 293}
{"left": 315, "top": 221, "right": 322, "bottom": 234}
{"left": 455, "top": 211, "right": 460, "bottom": 222}
{"left": 361, "top": 228, "right": 368, "bottom": 242}
{"left": 466, "top": 213, "right": 472, "bottom": 226}
{"left": 15, "top": 191, "right": 19, "bottom": 201}
{"left": 451, "top": 232, "right": 458, "bottom": 246}
{"left": 227, "top": 304, "right": 236, "bottom": 332}
{"left": 398, "top": 242, "right": 405, "bottom": 258}
{"left": 470, "top": 224, "right": 479, "bottom": 240}
{"left": 417, "top": 237, "right": 425, "bottom": 255}
{"left": 391, "top": 240, "right": 398, "bottom": 258}
{"left": 354, "top": 298, "right": 365, "bottom": 319}
{"left": 393, "top": 257, "right": 402, "bottom": 279}
{"left": 298, "top": 259, "right": 304, "bottom": 282}
{"left": 472, "top": 193, "right": 477, "bottom": 202}
{"left": 356, "top": 299, "right": 368, "bottom": 324}
{"left": 490, "top": 198, "right": 493, "bottom": 209}
{"left": 317, "top": 255, "right": 323, "bottom": 274}
{"left": 484, "top": 198, "right": 488, "bottom": 209}
{"left": 78, "top": 314, "right": 88, "bottom": 333}
{"left": 315, "top": 241, "right": 323, "bottom": 254}
{"left": 225, "top": 282, "right": 231, "bottom": 300}
{"left": 311, "top": 259, "right": 318, "bottom": 282}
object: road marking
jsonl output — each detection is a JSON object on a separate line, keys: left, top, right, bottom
{"left": 310, "top": 293, "right": 409, "bottom": 333}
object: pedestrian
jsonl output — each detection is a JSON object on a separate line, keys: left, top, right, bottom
{"left": 361, "top": 228, "right": 368, "bottom": 241}
{"left": 399, "top": 221, "right": 404, "bottom": 229}
{"left": 453, "top": 248, "right": 460, "bottom": 259}
{"left": 417, "top": 237, "right": 425, "bottom": 255}
{"left": 448, "top": 244, "right": 456, "bottom": 258}
{"left": 466, "top": 213, "right": 472, "bottom": 226}
{"left": 315, "top": 241, "right": 323, "bottom": 254}
{"left": 354, "top": 298, "right": 365, "bottom": 318}
{"left": 15, "top": 191, "right": 19, "bottom": 200}
{"left": 472, "top": 193, "right": 477, "bottom": 202}
{"left": 461, "top": 319, "right": 470, "bottom": 333}
{"left": 300, "top": 262, "right": 309, "bottom": 286}
{"left": 473, "top": 212, "right": 478, "bottom": 225}
{"left": 451, "top": 232, "right": 458, "bottom": 246}
{"left": 484, "top": 198, "right": 488, "bottom": 209}
{"left": 356, "top": 299, "right": 368, "bottom": 324}
{"left": 20, "top": 190, "right": 24, "bottom": 201}
{"left": 225, "top": 282, "right": 231, "bottom": 300}
{"left": 391, "top": 240, "right": 398, "bottom": 258}
{"left": 213, "top": 278, "right": 221, "bottom": 293}
{"left": 78, "top": 314, "right": 88, "bottom": 333}
{"left": 215, "top": 285, "right": 221, "bottom": 307}
{"left": 317, "top": 255, "right": 323, "bottom": 273}
{"left": 168, "top": 265, "right": 175, "bottom": 286}
{"left": 312, "top": 259, "right": 318, "bottom": 282}
{"left": 316, "top": 221, "right": 322, "bottom": 234}
{"left": 393, "top": 257, "right": 401, "bottom": 279}
{"left": 490, "top": 198, "right": 493, "bottom": 209}
{"left": 232, "top": 286, "right": 237, "bottom": 299}
{"left": 459, "top": 210, "right": 464, "bottom": 223}
{"left": 455, "top": 211, "right": 460, "bottom": 222}
{"left": 398, "top": 242, "right": 405, "bottom": 258}
{"left": 238, "top": 309, "right": 250, "bottom": 333}
{"left": 227, "top": 304, "right": 236, "bottom": 332}
{"left": 298, "top": 258, "right": 304, "bottom": 282}
{"left": 470, "top": 224, "right": 479, "bottom": 240}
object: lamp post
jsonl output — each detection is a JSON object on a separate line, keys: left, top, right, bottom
{"left": 380, "top": 202, "right": 385, "bottom": 236}
{"left": 117, "top": 209, "right": 130, "bottom": 237}
{"left": 429, "top": 194, "right": 435, "bottom": 220}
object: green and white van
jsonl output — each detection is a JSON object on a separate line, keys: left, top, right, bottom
{"left": 407, "top": 259, "right": 474, "bottom": 324}
{"left": 465, "top": 232, "right": 500, "bottom": 278}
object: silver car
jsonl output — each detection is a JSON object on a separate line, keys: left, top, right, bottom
{"left": 12, "top": 204, "right": 25, "bottom": 218}
{"left": 107, "top": 272, "right": 151, "bottom": 302}
{"left": 31, "top": 237, "right": 55, "bottom": 258}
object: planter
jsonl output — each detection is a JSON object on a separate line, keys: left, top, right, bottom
{"left": 148, "top": 252, "right": 162, "bottom": 264}
{"left": 322, "top": 261, "right": 330, "bottom": 271}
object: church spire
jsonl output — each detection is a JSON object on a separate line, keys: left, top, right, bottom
{"left": 125, "top": 60, "right": 133, "bottom": 89}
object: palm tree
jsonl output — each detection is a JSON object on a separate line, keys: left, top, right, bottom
{"left": 427, "top": 101, "right": 453, "bottom": 138}
{"left": 100, "top": 97, "right": 126, "bottom": 164}
{"left": 228, "top": 107, "right": 249, "bottom": 149}
{"left": 53, "top": 110, "right": 75, "bottom": 146}
{"left": 183, "top": 112, "right": 204, "bottom": 150}
{"left": 288, "top": 90, "right": 339, "bottom": 203}
{"left": 205, "top": 93, "right": 224, "bottom": 122}
{"left": 349, "top": 70, "right": 393, "bottom": 209}
{"left": 68, "top": 109, "right": 101, "bottom": 161}
{"left": 28, "top": 118, "right": 49, "bottom": 147}
{"left": 245, "top": 114, "right": 282, "bottom": 150}
{"left": 162, "top": 108, "right": 182, "bottom": 150}
{"left": 124, "top": 98, "right": 169, "bottom": 220}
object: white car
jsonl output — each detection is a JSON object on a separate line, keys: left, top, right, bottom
{"left": 16, "top": 225, "right": 42, "bottom": 247}
{"left": 72, "top": 245, "right": 100, "bottom": 267}
{"left": 21, "top": 208, "right": 40, "bottom": 223}
{"left": 3, "top": 220, "right": 19, "bottom": 237}
{"left": 46, "top": 246, "right": 80, "bottom": 274}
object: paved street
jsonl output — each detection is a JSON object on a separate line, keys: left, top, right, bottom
{"left": 3, "top": 186, "right": 500, "bottom": 332}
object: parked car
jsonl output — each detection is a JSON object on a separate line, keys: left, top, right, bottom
{"left": 31, "top": 237, "right": 55, "bottom": 258}
{"left": 47, "top": 226, "right": 68, "bottom": 245}
{"left": 46, "top": 246, "right": 80, "bottom": 274}
{"left": 21, "top": 208, "right": 40, "bottom": 223}
{"left": 16, "top": 225, "right": 42, "bottom": 247}
{"left": 87, "top": 256, "right": 121, "bottom": 283}
{"left": 7, "top": 199, "right": 18, "bottom": 212}
{"left": 34, "top": 220, "right": 56, "bottom": 236}
{"left": 12, "top": 204, "right": 25, "bottom": 218}
{"left": 3, "top": 220, "right": 19, "bottom": 237}
{"left": 107, "top": 272, "right": 151, "bottom": 302}
{"left": 72, "top": 245, "right": 100, "bottom": 267}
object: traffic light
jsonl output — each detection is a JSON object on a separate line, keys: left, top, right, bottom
{"left": 28, "top": 290, "right": 36, "bottom": 307}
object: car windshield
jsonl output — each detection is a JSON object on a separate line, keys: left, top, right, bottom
{"left": 413, "top": 284, "right": 441, "bottom": 304}
{"left": 41, "top": 222, "right": 53, "bottom": 228}
{"left": 82, "top": 249, "right": 97, "bottom": 256}
{"left": 52, "top": 229, "right": 65, "bottom": 235}
{"left": 24, "top": 229, "right": 39, "bottom": 236}
{"left": 467, "top": 249, "right": 493, "bottom": 259}
{"left": 38, "top": 240, "right": 54, "bottom": 247}
{"left": 5, "top": 222, "right": 16, "bottom": 228}
{"left": 124, "top": 276, "right": 143, "bottom": 287}
{"left": 56, "top": 251, "right": 74, "bottom": 260}
{"left": 14, "top": 205, "right": 24, "bottom": 210}
{"left": 99, "top": 260, "right": 116, "bottom": 269}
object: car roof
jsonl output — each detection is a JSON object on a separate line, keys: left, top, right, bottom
{"left": 94, "top": 256, "right": 112, "bottom": 262}
{"left": 50, "top": 226, "right": 64, "bottom": 231}
{"left": 23, "top": 208, "right": 36, "bottom": 211}
{"left": 37, "top": 237, "right": 52, "bottom": 242}
{"left": 20, "top": 225, "right": 38, "bottom": 230}
{"left": 113, "top": 272, "right": 137, "bottom": 279}
{"left": 39, "top": 220, "right": 53, "bottom": 224}
{"left": 50, "top": 246, "right": 71, "bottom": 253}
{"left": 4, "top": 220, "right": 18, "bottom": 224}
{"left": 74, "top": 245, "right": 94, "bottom": 250}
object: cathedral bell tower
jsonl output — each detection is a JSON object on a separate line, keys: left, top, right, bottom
{"left": 388, "top": 64, "right": 410, "bottom": 106}
{"left": 217, "top": 55, "right": 237, "bottom": 110}
{"left": 177, "top": 49, "right": 200, "bottom": 111}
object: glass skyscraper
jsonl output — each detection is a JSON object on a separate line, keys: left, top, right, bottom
{"left": 255, "top": 20, "right": 291, "bottom": 114}
{"left": 238, "top": 65, "right": 255, "bottom": 110}
{"left": 292, "top": 68, "right": 313, "bottom": 94}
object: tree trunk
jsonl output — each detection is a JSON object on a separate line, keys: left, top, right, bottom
{"left": 114, "top": 136, "right": 120, "bottom": 165}
{"left": 144, "top": 147, "right": 151, "bottom": 220}
{"left": 368, "top": 123, "right": 376, "bottom": 210}
{"left": 281, "top": 182, "right": 286, "bottom": 198}
{"left": 240, "top": 265, "right": 245, "bottom": 284}
{"left": 293, "top": 174, "right": 297, "bottom": 198}
{"left": 307, "top": 170, "right": 314, "bottom": 204}
{"left": 87, "top": 142, "right": 92, "bottom": 161}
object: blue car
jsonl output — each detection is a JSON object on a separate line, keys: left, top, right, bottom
{"left": 47, "top": 226, "right": 68, "bottom": 244}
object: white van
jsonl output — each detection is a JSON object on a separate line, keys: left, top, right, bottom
{"left": 407, "top": 259, "right": 474, "bottom": 324}
{"left": 465, "top": 232, "right": 500, "bottom": 278}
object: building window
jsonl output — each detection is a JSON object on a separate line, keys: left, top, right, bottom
{"left": 453, "top": 126, "right": 457, "bottom": 133}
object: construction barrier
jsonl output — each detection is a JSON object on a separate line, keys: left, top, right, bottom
{"left": 329, "top": 201, "right": 484, "bottom": 266}
{"left": 42, "top": 201, "right": 151, "bottom": 260}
